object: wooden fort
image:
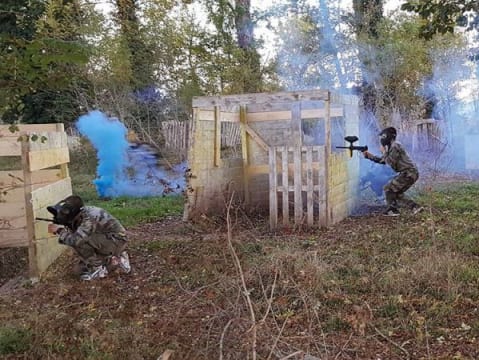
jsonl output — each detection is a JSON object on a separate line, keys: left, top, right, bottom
{"left": 184, "top": 89, "right": 360, "bottom": 228}
{"left": 0, "top": 124, "right": 71, "bottom": 278}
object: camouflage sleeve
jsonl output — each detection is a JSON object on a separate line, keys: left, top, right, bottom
{"left": 366, "top": 152, "right": 385, "bottom": 164}
{"left": 58, "top": 217, "right": 94, "bottom": 247}
{"left": 387, "top": 144, "right": 403, "bottom": 167}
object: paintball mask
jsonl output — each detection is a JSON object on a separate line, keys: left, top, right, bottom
{"left": 379, "top": 127, "right": 397, "bottom": 147}
{"left": 47, "top": 195, "right": 84, "bottom": 226}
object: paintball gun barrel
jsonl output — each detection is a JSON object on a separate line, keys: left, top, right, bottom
{"left": 35, "top": 217, "right": 57, "bottom": 223}
{"left": 336, "top": 136, "right": 368, "bottom": 157}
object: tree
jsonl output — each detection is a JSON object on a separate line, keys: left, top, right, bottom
{"left": 0, "top": 0, "right": 92, "bottom": 124}
{"left": 115, "top": 0, "right": 155, "bottom": 91}
{"left": 401, "top": 0, "right": 479, "bottom": 40}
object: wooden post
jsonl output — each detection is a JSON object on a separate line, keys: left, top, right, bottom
{"left": 291, "top": 102, "right": 302, "bottom": 147}
{"left": 306, "top": 147, "right": 314, "bottom": 226}
{"left": 281, "top": 147, "right": 289, "bottom": 226}
{"left": 293, "top": 146, "right": 302, "bottom": 225}
{"left": 240, "top": 105, "right": 250, "bottom": 205}
{"left": 269, "top": 147, "right": 277, "bottom": 229}
{"left": 214, "top": 106, "right": 221, "bottom": 167}
{"left": 21, "top": 136, "right": 38, "bottom": 278}
{"left": 324, "top": 93, "right": 331, "bottom": 226}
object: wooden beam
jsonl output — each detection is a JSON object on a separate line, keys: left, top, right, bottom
{"left": 244, "top": 124, "right": 269, "bottom": 151}
{"left": 28, "top": 147, "right": 70, "bottom": 172}
{"left": 281, "top": 147, "right": 289, "bottom": 226}
{"left": 214, "top": 106, "right": 221, "bottom": 167}
{"left": 268, "top": 147, "right": 277, "bottom": 229}
{"left": 240, "top": 105, "right": 250, "bottom": 205}
{"left": 192, "top": 89, "right": 330, "bottom": 109}
{"left": 22, "top": 139, "right": 38, "bottom": 278}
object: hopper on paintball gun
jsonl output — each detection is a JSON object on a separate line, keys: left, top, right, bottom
{"left": 336, "top": 136, "right": 368, "bottom": 157}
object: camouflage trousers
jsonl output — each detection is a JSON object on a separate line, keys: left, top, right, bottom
{"left": 72, "top": 233, "right": 128, "bottom": 268}
{"left": 383, "top": 168, "right": 419, "bottom": 209}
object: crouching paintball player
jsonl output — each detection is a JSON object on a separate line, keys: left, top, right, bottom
{"left": 362, "top": 127, "right": 423, "bottom": 217}
{"left": 46, "top": 195, "right": 131, "bottom": 280}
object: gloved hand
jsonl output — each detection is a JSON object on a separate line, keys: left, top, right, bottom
{"left": 362, "top": 151, "right": 372, "bottom": 159}
{"left": 48, "top": 223, "right": 65, "bottom": 238}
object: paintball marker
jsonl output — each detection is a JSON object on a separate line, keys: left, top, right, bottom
{"left": 336, "top": 136, "right": 368, "bottom": 157}
{"left": 35, "top": 217, "right": 58, "bottom": 223}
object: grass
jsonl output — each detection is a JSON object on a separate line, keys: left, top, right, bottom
{"left": 68, "top": 147, "right": 184, "bottom": 227}
{"left": 4, "top": 143, "right": 479, "bottom": 358}
{"left": 0, "top": 327, "right": 31, "bottom": 355}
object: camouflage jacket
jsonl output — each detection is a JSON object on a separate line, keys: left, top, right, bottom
{"left": 367, "top": 141, "right": 417, "bottom": 173}
{"left": 58, "top": 206, "right": 127, "bottom": 248}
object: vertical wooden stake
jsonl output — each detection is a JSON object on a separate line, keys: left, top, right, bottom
{"left": 21, "top": 136, "right": 38, "bottom": 279}
{"left": 269, "top": 147, "right": 277, "bottom": 229}
{"left": 324, "top": 93, "right": 331, "bottom": 226}
{"left": 306, "top": 147, "right": 314, "bottom": 226}
{"left": 293, "top": 146, "right": 302, "bottom": 225}
{"left": 281, "top": 147, "right": 289, "bottom": 226}
{"left": 214, "top": 106, "right": 221, "bottom": 167}
{"left": 240, "top": 105, "right": 250, "bottom": 205}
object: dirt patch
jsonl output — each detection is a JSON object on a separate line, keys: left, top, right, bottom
{"left": 0, "top": 247, "right": 28, "bottom": 287}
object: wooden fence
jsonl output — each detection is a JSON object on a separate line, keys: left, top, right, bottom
{"left": 269, "top": 146, "right": 327, "bottom": 228}
{"left": 0, "top": 124, "right": 71, "bottom": 278}
{"left": 160, "top": 120, "right": 240, "bottom": 158}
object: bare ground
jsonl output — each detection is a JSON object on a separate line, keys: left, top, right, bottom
{"left": 1, "top": 207, "right": 479, "bottom": 359}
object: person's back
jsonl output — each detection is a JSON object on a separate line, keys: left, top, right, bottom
{"left": 381, "top": 141, "right": 417, "bottom": 173}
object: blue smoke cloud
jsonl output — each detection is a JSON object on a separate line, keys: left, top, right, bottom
{"left": 76, "top": 110, "right": 185, "bottom": 198}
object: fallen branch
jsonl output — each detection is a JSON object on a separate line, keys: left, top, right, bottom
{"left": 226, "top": 191, "right": 257, "bottom": 360}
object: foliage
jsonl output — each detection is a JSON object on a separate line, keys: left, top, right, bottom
{"left": 0, "top": 0, "right": 94, "bottom": 124}
{"left": 401, "top": 0, "right": 479, "bottom": 39}
{"left": 355, "top": 14, "right": 468, "bottom": 126}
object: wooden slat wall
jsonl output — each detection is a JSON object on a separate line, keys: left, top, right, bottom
{"left": 269, "top": 146, "right": 326, "bottom": 229}
{"left": 0, "top": 123, "right": 71, "bottom": 278}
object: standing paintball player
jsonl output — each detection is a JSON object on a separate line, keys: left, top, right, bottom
{"left": 47, "top": 195, "right": 131, "bottom": 280}
{"left": 362, "top": 127, "right": 423, "bottom": 216}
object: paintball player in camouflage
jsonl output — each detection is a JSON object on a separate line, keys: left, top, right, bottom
{"left": 47, "top": 195, "right": 131, "bottom": 280}
{"left": 362, "top": 127, "right": 423, "bottom": 217}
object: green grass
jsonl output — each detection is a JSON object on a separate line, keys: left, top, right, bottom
{"left": 0, "top": 327, "right": 32, "bottom": 355}
{"left": 69, "top": 147, "right": 184, "bottom": 228}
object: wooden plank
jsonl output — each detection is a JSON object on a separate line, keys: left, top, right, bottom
{"left": 293, "top": 147, "right": 302, "bottom": 225}
{"left": 281, "top": 147, "right": 289, "bottom": 226}
{"left": 306, "top": 147, "right": 314, "bottom": 226}
{"left": 0, "top": 124, "right": 61, "bottom": 134}
{"left": 27, "top": 131, "right": 68, "bottom": 151}
{"left": 198, "top": 110, "right": 239, "bottom": 123}
{"left": 31, "top": 177, "right": 72, "bottom": 211}
{"left": 318, "top": 146, "right": 327, "bottom": 227}
{"left": 291, "top": 102, "right": 302, "bottom": 146}
{"left": 244, "top": 124, "right": 269, "bottom": 151}
{"left": 269, "top": 148, "right": 278, "bottom": 229}
{"left": 324, "top": 94, "right": 331, "bottom": 227}
{"left": 0, "top": 229, "right": 28, "bottom": 248}
{"left": 0, "top": 169, "right": 62, "bottom": 199}
{"left": 0, "top": 140, "right": 21, "bottom": 156}
{"left": 195, "top": 107, "right": 342, "bottom": 123}
{"left": 247, "top": 162, "right": 322, "bottom": 176}
{"left": 0, "top": 200, "right": 25, "bottom": 216}
{"left": 28, "top": 147, "right": 70, "bottom": 172}
{"left": 192, "top": 89, "right": 330, "bottom": 109}
{"left": 214, "top": 106, "right": 221, "bottom": 167}
{"left": 240, "top": 106, "right": 250, "bottom": 205}
{"left": 0, "top": 208, "right": 27, "bottom": 230}
{"left": 22, "top": 139, "right": 38, "bottom": 278}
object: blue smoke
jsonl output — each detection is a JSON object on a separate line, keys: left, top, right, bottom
{"left": 76, "top": 110, "right": 185, "bottom": 198}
